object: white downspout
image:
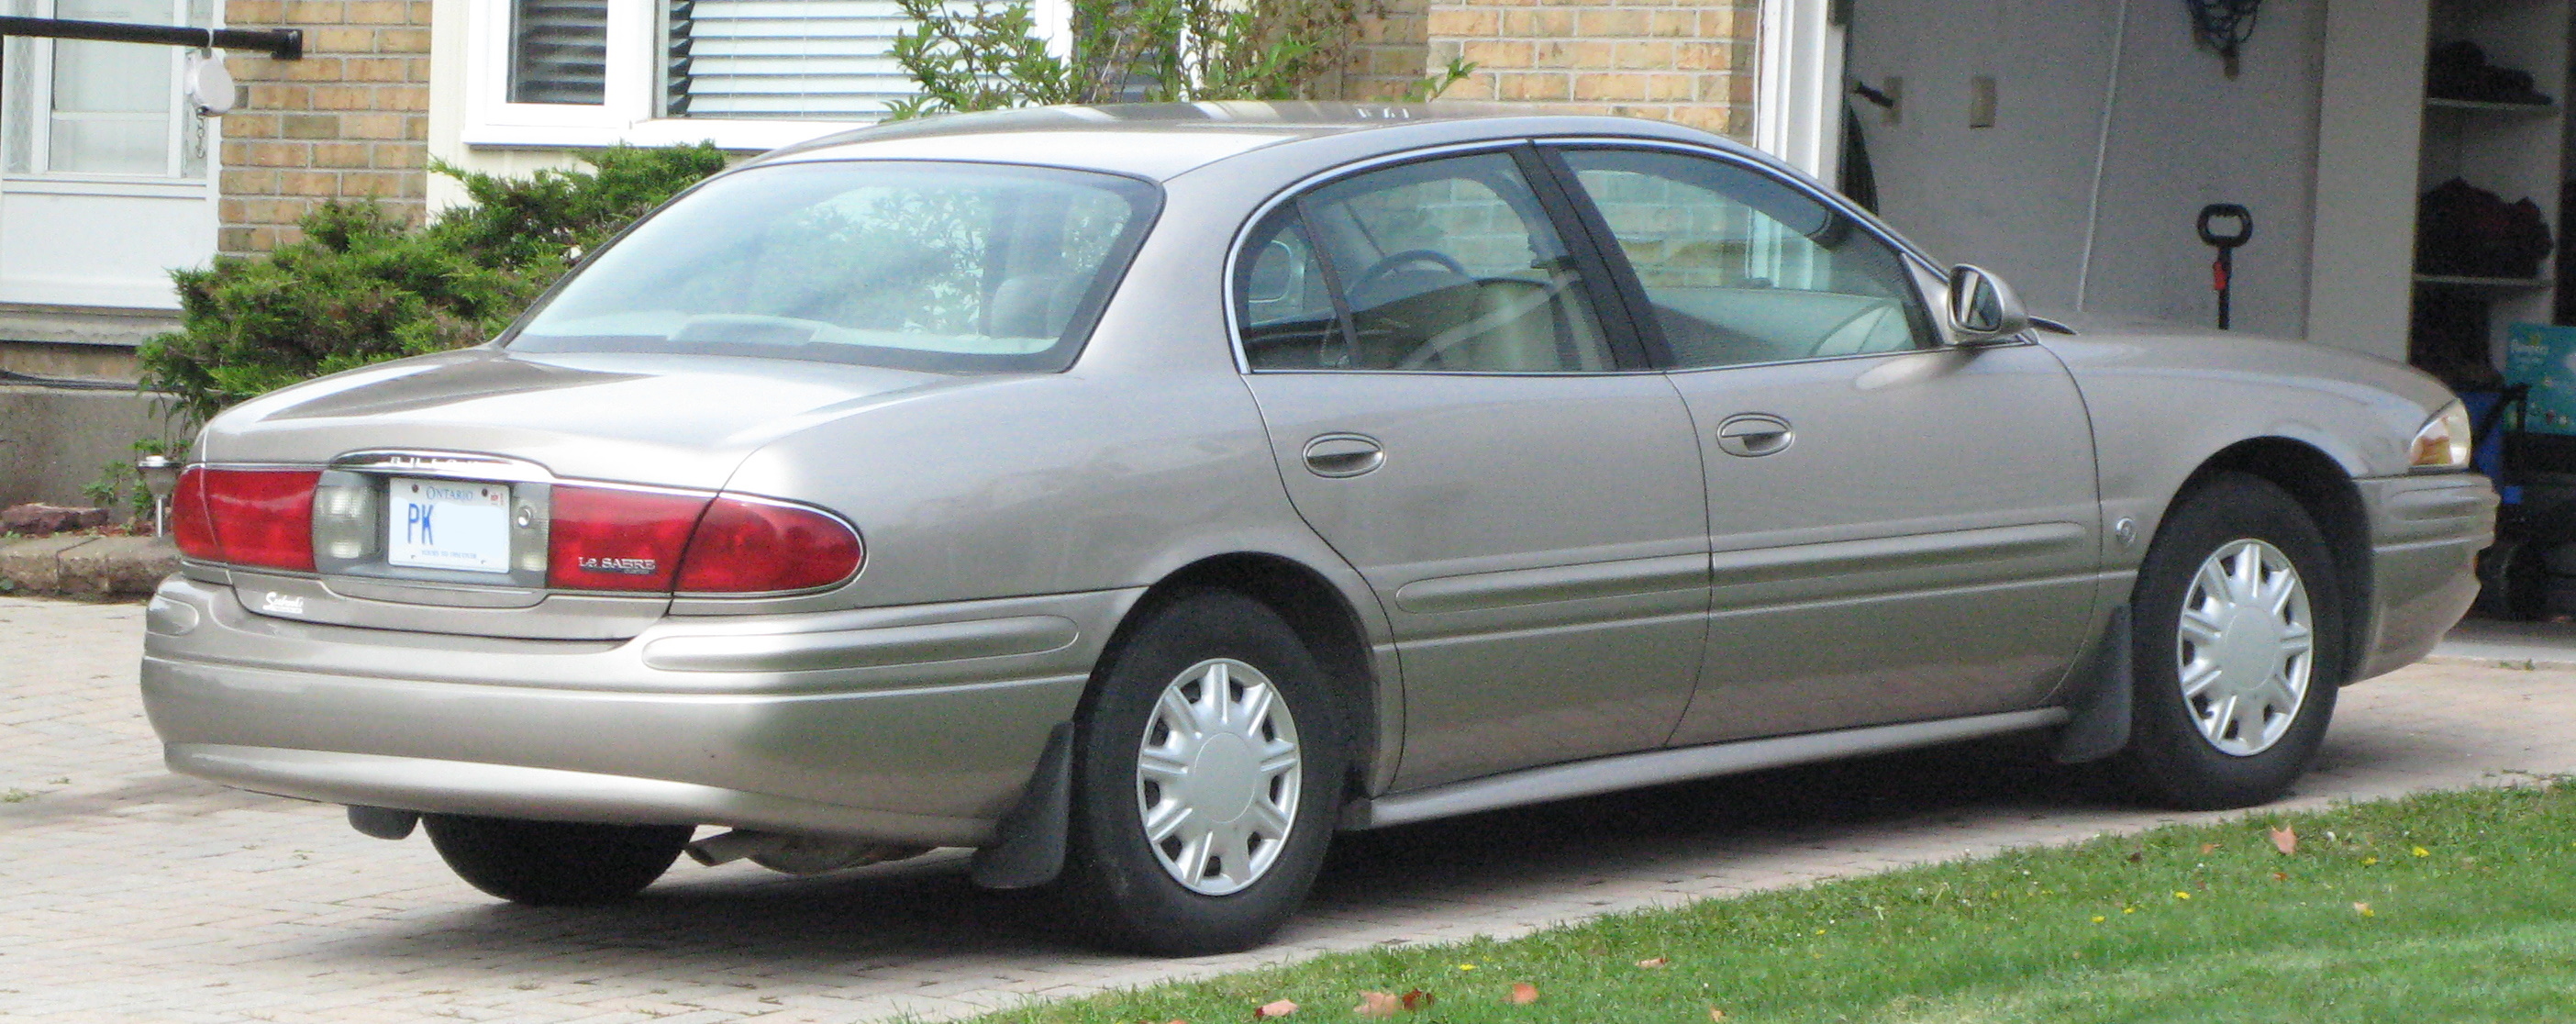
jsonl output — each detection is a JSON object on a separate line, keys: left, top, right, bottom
{"left": 1753, "top": 0, "right": 1846, "bottom": 187}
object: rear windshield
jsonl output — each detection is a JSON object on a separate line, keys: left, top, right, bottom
{"left": 507, "top": 161, "right": 1160, "bottom": 373}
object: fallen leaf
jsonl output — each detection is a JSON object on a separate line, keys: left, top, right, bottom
{"left": 1637, "top": 957, "right": 1671, "bottom": 969}
{"left": 1710, "top": 1009, "right": 1727, "bottom": 1021}
{"left": 2126, "top": 851, "right": 2143, "bottom": 863}
{"left": 1401, "top": 990, "right": 1432, "bottom": 1011}
{"left": 2198, "top": 841, "right": 2222, "bottom": 855}
{"left": 1252, "top": 999, "right": 1298, "bottom": 1019}
{"left": 2362, "top": 856, "right": 2379, "bottom": 865}
{"left": 2172, "top": 891, "right": 2191, "bottom": 900}
{"left": 2270, "top": 825, "right": 2299, "bottom": 855}
{"left": 1354, "top": 992, "right": 1401, "bottom": 1018}
{"left": 2272, "top": 872, "right": 2289, "bottom": 882}
{"left": 2353, "top": 902, "right": 2375, "bottom": 918}
{"left": 2090, "top": 915, "right": 2105, "bottom": 923}
{"left": 2413, "top": 846, "right": 2431, "bottom": 858}
{"left": 1507, "top": 983, "right": 1539, "bottom": 1005}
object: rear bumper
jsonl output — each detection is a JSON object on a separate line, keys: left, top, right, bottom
{"left": 140, "top": 576, "right": 1137, "bottom": 846}
{"left": 2353, "top": 472, "right": 2496, "bottom": 681}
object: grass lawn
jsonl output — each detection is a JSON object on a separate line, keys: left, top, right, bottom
{"left": 973, "top": 779, "right": 2576, "bottom": 1023}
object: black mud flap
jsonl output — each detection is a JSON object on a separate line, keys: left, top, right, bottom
{"left": 2052, "top": 605, "right": 2134, "bottom": 764}
{"left": 970, "top": 721, "right": 1072, "bottom": 890}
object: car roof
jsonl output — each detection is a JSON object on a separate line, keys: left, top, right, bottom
{"left": 744, "top": 101, "right": 1747, "bottom": 181}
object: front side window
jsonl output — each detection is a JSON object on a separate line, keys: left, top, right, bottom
{"left": 511, "top": 161, "right": 1158, "bottom": 373}
{"left": 1236, "top": 151, "right": 1616, "bottom": 373}
{"left": 1559, "top": 148, "right": 1934, "bottom": 370}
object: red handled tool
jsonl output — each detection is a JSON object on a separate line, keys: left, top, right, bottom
{"left": 2197, "top": 203, "right": 2253, "bottom": 330}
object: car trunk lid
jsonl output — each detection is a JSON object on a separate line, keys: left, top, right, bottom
{"left": 194, "top": 349, "right": 963, "bottom": 640}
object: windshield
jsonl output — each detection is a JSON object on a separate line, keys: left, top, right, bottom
{"left": 508, "top": 161, "right": 1160, "bottom": 373}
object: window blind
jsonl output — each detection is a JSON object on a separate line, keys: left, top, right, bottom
{"left": 666, "top": 0, "right": 915, "bottom": 119}
{"left": 511, "top": 0, "right": 609, "bottom": 105}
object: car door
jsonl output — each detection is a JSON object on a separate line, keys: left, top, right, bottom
{"left": 1544, "top": 143, "right": 2104, "bottom": 744}
{"left": 1234, "top": 146, "right": 1711, "bottom": 790}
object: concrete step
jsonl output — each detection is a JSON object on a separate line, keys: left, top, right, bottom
{"left": 0, "top": 533, "right": 177, "bottom": 599}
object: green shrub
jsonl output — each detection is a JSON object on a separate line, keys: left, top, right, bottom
{"left": 140, "top": 143, "right": 727, "bottom": 428}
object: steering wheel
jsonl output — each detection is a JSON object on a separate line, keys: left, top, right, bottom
{"left": 1349, "top": 249, "right": 1471, "bottom": 299}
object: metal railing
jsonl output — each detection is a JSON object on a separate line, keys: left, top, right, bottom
{"left": 0, "top": 16, "right": 299, "bottom": 59}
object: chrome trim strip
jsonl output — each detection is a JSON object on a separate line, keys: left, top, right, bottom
{"left": 1710, "top": 522, "right": 2087, "bottom": 586}
{"left": 325, "top": 577, "right": 546, "bottom": 609}
{"left": 1393, "top": 553, "right": 1708, "bottom": 614}
{"left": 641, "top": 615, "right": 1082, "bottom": 673}
{"left": 1343, "top": 707, "right": 2071, "bottom": 829}
{"left": 167, "top": 743, "right": 994, "bottom": 845}
{"left": 329, "top": 450, "right": 561, "bottom": 484}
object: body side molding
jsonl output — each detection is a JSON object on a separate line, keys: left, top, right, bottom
{"left": 1341, "top": 707, "right": 2071, "bottom": 829}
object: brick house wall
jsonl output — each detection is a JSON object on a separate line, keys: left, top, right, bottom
{"left": 1424, "top": 0, "right": 1760, "bottom": 139}
{"left": 215, "top": 0, "right": 433, "bottom": 254}
{"left": 1340, "top": 0, "right": 1433, "bottom": 100}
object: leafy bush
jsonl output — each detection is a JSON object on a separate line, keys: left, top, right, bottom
{"left": 887, "top": 0, "right": 1471, "bottom": 118}
{"left": 140, "top": 143, "right": 727, "bottom": 428}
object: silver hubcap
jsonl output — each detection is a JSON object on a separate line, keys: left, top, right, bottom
{"left": 1135, "top": 658, "right": 1302, "bottom": 896}
{"left": 2176, "top": 539, "right": 2314, "bottom": 756}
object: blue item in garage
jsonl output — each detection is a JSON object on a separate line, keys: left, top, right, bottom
{"left": 2504, "top": 323, "right": 2576, "bottom": 435}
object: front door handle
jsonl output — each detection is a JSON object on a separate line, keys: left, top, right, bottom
{"left": 1303, "top": 433, "right": 1385, "bottom": 477}
{"left": 1715, "top": 414, "right": 1793, "bottom": 458}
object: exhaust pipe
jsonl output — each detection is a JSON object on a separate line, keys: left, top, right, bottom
{"left": 684, "top": 829, "right": 928, "bottom": 874}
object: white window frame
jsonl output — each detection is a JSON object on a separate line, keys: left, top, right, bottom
{"left": 1751, "top": 0, "right": 1843, "bottom": 188}
{"left": 2, "top": 0, "right": 214, "bottom": 193}
{"left": 461, "top": 0, "right": 1071, "bottom": 151}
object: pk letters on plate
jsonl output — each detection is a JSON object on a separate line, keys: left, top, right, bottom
{"left": 388, "top": 477, "right": 512, "bottom": 573}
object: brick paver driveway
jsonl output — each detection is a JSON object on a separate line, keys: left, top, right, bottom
{"left": 6, "top": 594, "right": 2574, "bottom": 1022}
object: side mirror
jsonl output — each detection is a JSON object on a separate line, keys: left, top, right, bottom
{"left": 1946, "top": 264, "right": 2031, "bottom": 343}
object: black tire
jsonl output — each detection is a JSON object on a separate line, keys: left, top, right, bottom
{"left": 421, "top": 815, "right": 693, "bottom": 906}
{"left": 1060, "top": 590, "right": 1347, "bottom": 956}
{"left": 2115, "top": 473, "right": 2343, "bottom": 810}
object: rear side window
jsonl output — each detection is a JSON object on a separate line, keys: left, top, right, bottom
{"left": 509, "top": 161, "right": 1160, "bottom": 373}
{"left": 1235, "top": 151, "right": 1617, "bottom": 373}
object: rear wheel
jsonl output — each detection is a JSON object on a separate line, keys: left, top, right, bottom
{"left": 1060, "top": 590, "right": 1345, "bottom": 955}
{"left": 2115, "top": 473, "right": 2343, "bottom": 809}
{"left": 421, "top": 815, "right": 693, "bottom": 906}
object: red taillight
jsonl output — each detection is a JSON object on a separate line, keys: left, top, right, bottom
{"left": 198, "top": 469, "right": 318, "bottom": 571}
{"left": 546, "top": 485, "right": 708, "bottom": 592}
{"left": 675, "top": 496, "right": 863, "bottom": 594}
{"left": 170, "top": 467, "right": 217, "bottom": 561}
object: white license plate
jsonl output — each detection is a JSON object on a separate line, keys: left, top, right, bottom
{"left": 387, "top": 477, "right": 513, "bottom": 573}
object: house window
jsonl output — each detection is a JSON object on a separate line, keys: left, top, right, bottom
{"left": 509, "top": 0, "right": 610, "bottom": 105}
{"left": 1, "top": 0, "right": 215, "bottom": 182}
{"left": 465, "top": 0, "right": 1054, "bottom": 150}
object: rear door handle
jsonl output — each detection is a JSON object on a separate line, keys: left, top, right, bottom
{"left": 1303, "top": 433, "right": 1385, "bottom": 477}
{"left": 1715, "top": 414, "right": 1793, "bottom": 458}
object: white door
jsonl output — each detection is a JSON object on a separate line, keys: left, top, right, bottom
{"left": 1, "top": 0, "right": 219, "bottom": 309}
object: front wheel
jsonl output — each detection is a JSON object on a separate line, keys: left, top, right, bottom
{"left": 2114, "top": 473, "right": 2343, "bottom": 809}
{"left": 1060, "top": 590, "right": 1346, "bottom": 955}
{"left": 421, "top": 815, "right": 693, "bottom": 906}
